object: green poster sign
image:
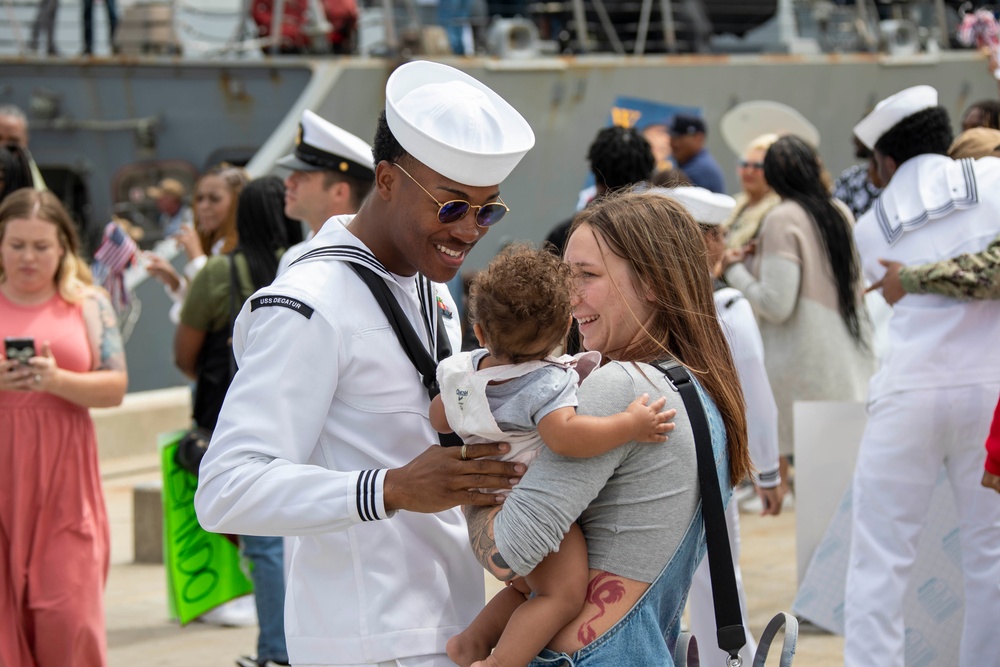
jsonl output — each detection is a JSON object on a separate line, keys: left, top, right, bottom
{"left": 159, "top": 431, "right": 254, "bottom": 625}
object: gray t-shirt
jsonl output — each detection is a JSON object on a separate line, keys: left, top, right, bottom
{"left": 493, "top": 360, "right": 728, "bottom": 583}
{"left": 469, "top": 349, "right": 579, "bottom": 432}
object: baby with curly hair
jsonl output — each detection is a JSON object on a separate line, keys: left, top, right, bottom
{"left": 430, "top": 243, "right": 673, "bottom": 667}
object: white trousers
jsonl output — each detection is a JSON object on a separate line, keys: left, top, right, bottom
{"left": 844, "top": 384, "right": 1000, "bottom": 667}
{"left": 687, "top": 498, "right": 758, "bottom": 665}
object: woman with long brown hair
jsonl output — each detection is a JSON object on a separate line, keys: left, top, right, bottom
{"left": 461, "top": 190, "right": 750, "bottom": 666}
{"left": 145, "top": 164, "right": 249, "bottom": 322}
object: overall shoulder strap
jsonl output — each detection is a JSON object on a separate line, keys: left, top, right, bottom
{"left": 652, "top": 361, "right": 747, "bottom": 664}
{"left": 226, "top": 254, "right": 240, "bottom": 380}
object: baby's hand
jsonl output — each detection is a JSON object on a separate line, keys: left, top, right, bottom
{"left": 627, "top": 393, "right": 676, "bottom": 443}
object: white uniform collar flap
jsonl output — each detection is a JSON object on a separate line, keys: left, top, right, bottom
{"left": 288, "top": 215, "right": 391, "bottom": 279}
{"left": 874, "top": 154, "right": 978, "bottom": 245}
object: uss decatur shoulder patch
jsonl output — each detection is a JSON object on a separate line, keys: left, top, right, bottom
{"left": 251, "top": 295, "right": 314, "bottom": 319}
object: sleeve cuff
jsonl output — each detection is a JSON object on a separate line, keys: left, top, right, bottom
{"left": 351, "top": 469, "right": 394, "bottom": 522}
{"left": 723, "top": 263, "right": 752, "bottom": 292}
{"left": 165, "top": 279, "right": 187, "bottom": 304}
{"left": 898, "top": 267, "right": 921, "bottom": 295}
{"left": 753, "top": 466, "right": 781, "bottom": 489}
{"left": 184, "top": 255, "right": 208, "bottom": 281}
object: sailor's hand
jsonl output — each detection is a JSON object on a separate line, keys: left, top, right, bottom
{"left": 983, "top": 470, "right": 1000, "bottom": 494}
{"left": 865, "top": 258, "right": 905, "bottom": 305}
{"left": 757, "top": 485, "right": 785, "bottom": 516}
{"left": 383, "top": 443, "right": 525, "bottom": 513}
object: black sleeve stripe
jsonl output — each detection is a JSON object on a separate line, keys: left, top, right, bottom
{"left": 356, "top": 471, "right": 367, "bottom": 521}
{"left": 356, "top": 469, "right": 381, "bottom": 522}
{"left": 757, "top": 468, "right": 781, "bottom": 485}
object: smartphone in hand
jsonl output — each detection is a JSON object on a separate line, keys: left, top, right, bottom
{"left": 4, "top": 337, "right": 36, "bottom": 367}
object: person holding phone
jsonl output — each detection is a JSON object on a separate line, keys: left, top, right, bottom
{"left": 0, "top": 188, "right": 128, "bottom": 667}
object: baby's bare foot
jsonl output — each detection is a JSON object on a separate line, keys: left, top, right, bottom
{"left": 446, "top": 631, "right": 491, "bottom": 667}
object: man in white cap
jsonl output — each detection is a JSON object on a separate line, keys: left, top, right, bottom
{"left": 276, "top": 109, "right": 376, "bottom": 273}
{"left": 846, "top": 85, "right": 1000, "bottom": 666}
{"left": 660, "top": 185, "right": 782, "bottom": 666}
{"left": 194, "top": 60, "right": 534, "bottom": 667}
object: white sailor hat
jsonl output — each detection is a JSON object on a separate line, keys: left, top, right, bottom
{"left": 720, "top": 100, "right": 820, "bottom": 156}
{"left": 277, "top": 110, "right": 375, "bottom": 180}
{"left": 651, "top": 186, "right": 736, "bottom": 226}
{"left": 385, "top": 60, "right": 535, "bottom": 187}
{"left": 854, "top": 85, "right": 938, "bottom": 150}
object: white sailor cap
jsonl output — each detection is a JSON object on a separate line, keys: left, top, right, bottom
{"left": 651, "top": 186, "right": 736, "bottom": 226}
{"left": 277, "top": 110, "right": 375, "bottom": 180}
{"left": 854, "top": 85, "right": 938, "bottom": 150}
{"left": 720, "top": 100, "right": 820, "bottom": 156}
{"left": 385, "top": 60, "right": 535, "bottom": 187}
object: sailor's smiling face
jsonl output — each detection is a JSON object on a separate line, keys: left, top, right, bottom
{"left": 375, "top": 157, "right": 500, "bottom": 283}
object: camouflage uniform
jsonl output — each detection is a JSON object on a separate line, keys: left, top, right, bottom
{"left": 898, "top": 231, "right": 1000, "bottom": 300}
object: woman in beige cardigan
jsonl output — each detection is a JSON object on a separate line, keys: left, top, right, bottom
{"left": 722, "top": 135, "right": 875, "bottom": 497}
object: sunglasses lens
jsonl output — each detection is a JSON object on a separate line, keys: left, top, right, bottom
{"left": 438, "top": 201, "right": 471, "bottom": 224}
{"left": 477, "top": 204, "right": 507, "bottom": 227}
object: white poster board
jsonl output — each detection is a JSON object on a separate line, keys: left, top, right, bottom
{"left": 793, "top": 401, "right": 867, "bottom": 585}
{"left": 792, "top": 403, "right": 964, "bottom": 665}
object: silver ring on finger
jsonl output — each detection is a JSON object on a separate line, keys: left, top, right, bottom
{"left": 460, "top": 444, "right": 469, "bottom": 461}
{"left": 34, "top": 374, "right": 42, "bottom": 384}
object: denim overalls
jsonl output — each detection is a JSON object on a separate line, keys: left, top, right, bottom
{"left": 528, "top": 381, "right": 732, "bottom": 667}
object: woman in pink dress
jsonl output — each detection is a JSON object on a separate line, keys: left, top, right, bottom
{"left": 0, "top": 188, "right": 128, "bottom": 667}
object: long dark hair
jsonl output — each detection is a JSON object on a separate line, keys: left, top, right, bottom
{"left": 195, "top": 163, "right": 248, "bottom": 256}
{"left": 233, "top": 176, "right": 296, "bottom": 291}
{"left": 0, "top": 144, "right": 33, "bottom": 202}
{"left": 763, "top": 135, "right": 865, "bottom": 344}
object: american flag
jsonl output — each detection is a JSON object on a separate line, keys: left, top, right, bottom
{"left": 91, "top": 221, "right": 138, "bottom": 313}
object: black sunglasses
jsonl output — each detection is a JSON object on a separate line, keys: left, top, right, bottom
{"left": 393, "top": 163, "right": 509, "bottom": 227}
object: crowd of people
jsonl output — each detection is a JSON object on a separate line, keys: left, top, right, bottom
{"left": 3, "top": 55, "right": 1000, "bottom": 667}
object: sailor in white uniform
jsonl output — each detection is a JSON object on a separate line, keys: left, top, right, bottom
{"left": 845, "top": 85, "right": 1000, "bottom": 666}
{"left": 660, "top": 186, "right": 782, "bottom": 665}
{"left": 276, "top": 110, "right": 375, "bottom": 274}
{"left": 194, "top": 61, "right": 535, "bottom": 667}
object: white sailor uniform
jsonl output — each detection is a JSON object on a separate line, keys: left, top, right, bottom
{"left": 194, "top": 216, "right": 480, "bottom": 667}
{"left": 687, "top": 284, "right": 781, "bottom": 664}
{"left": 845, "top": 155, "right": 1000, "bottom": 666}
